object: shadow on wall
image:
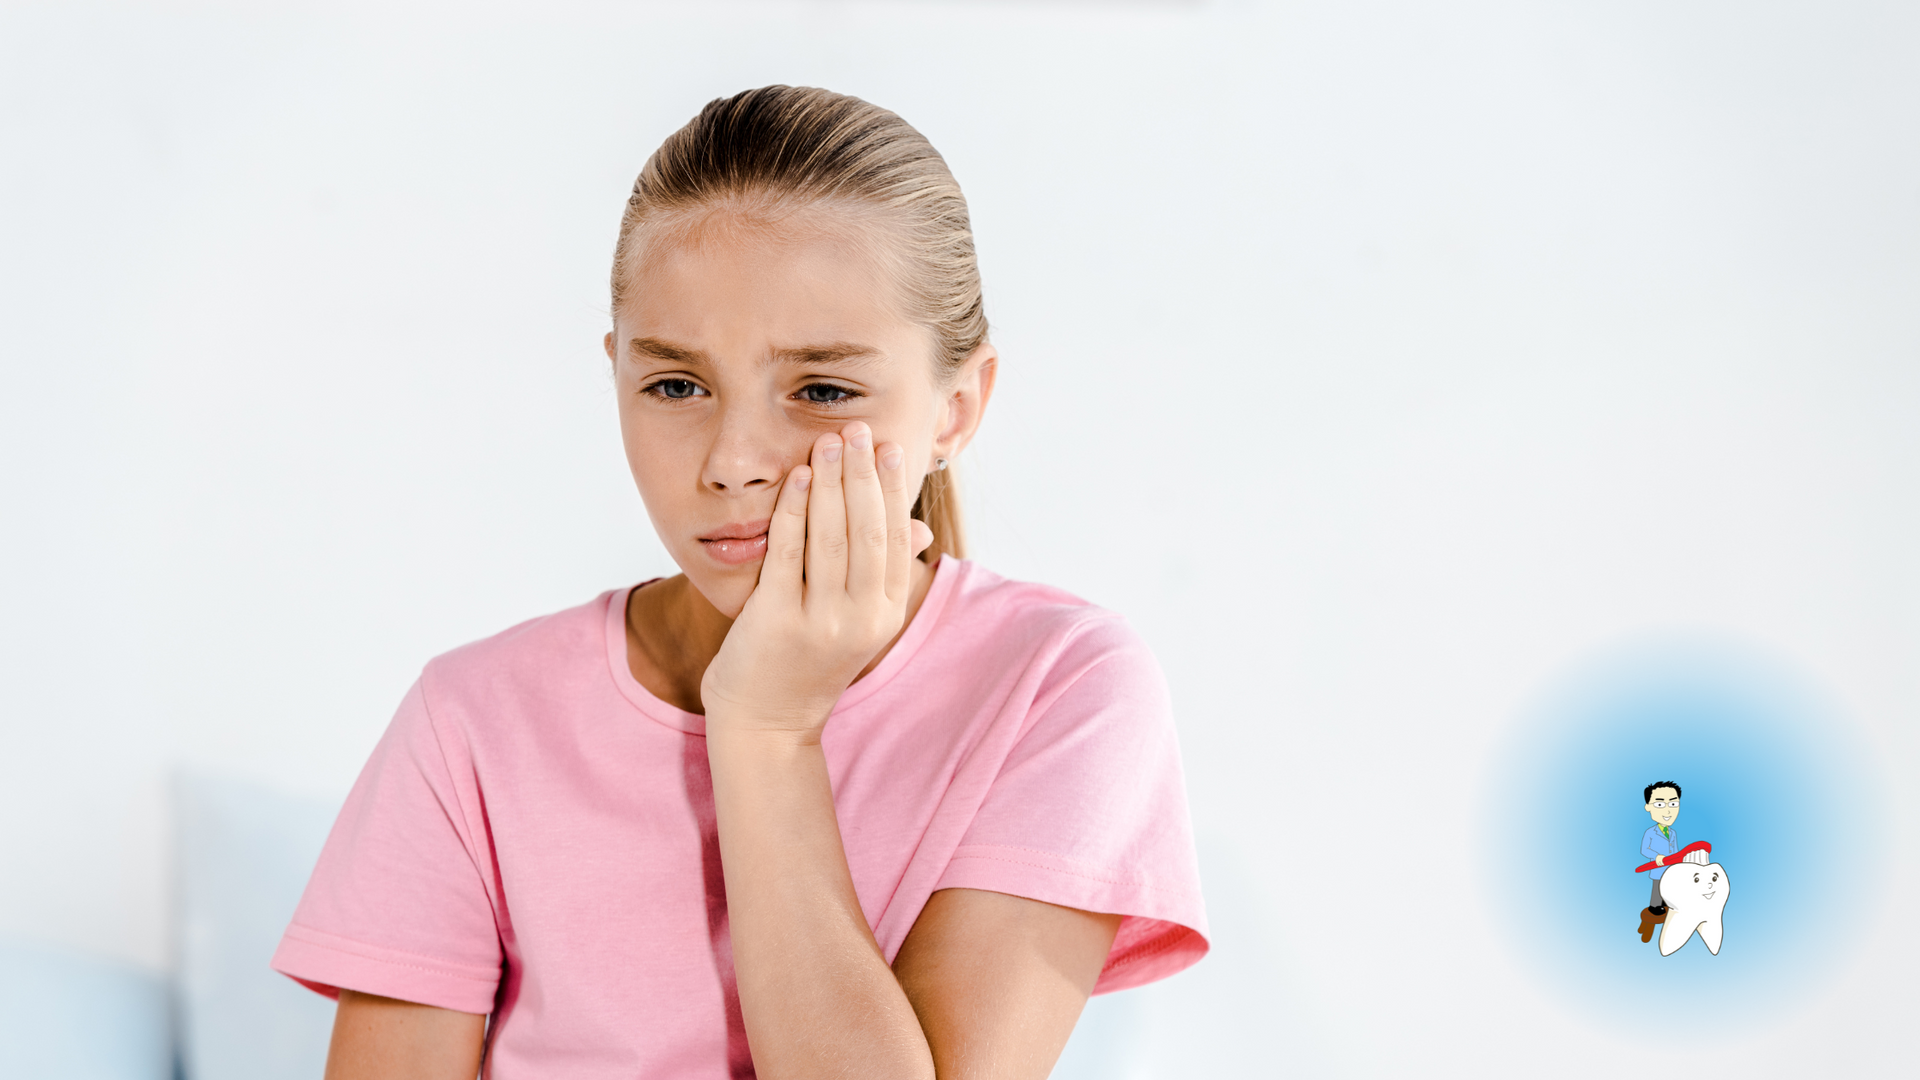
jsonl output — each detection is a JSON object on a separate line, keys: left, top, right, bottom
{"left": 0, "top": 775, "right": 339, "bottom": 1080}
{"left": 172, "top": 775, "right": 339, "bottom": 1080}
{"left": 0, "top": 937, "right": 171, "bottom": 1080}
{"left": 1052, "top": 835, "right": 1338, "bottom": 1079}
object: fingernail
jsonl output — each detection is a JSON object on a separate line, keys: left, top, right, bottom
{"left": 848, "top": 426, "right": 872, "bottom": 451}
{"left": 793, "top": 466, "right": 811, "bottom": 491}
{"left": 879, "top": 446, "right": 903, "bottom": 470}
{"left": 822, "top": 439, "right": 842, "bottom": 464}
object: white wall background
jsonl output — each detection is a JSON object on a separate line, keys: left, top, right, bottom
{"left": 4, "top": 0, "right": 1916, "bottom": 1074}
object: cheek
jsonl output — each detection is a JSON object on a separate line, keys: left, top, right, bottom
{"left": 617, "top": 410, "right": 701, "bottom": 500}
{"left": 861, "top": 390, "right": 944, "bottom": 453}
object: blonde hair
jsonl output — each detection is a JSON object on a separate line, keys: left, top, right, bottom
{"left": 611, "top": 86, "right": 986, "bottom": 562}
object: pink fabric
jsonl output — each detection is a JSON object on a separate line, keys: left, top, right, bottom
{"left": 273, "top": 557, "right": 1207, "bottom": 1078}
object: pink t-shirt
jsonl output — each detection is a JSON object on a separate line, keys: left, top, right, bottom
{"left": 273, "top": 556, "right": 1207, "bottom": 1077}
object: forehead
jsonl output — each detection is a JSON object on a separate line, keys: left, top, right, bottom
{"left": 1650, "top": 788, "right": 1679, "bottom": 800}
{"left": 618, "top": 205, "right": 917, "bottom": 344}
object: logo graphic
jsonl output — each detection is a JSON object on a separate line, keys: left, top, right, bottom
{"left": 1632, "top": 780, "right": 1728, "bottom": 956}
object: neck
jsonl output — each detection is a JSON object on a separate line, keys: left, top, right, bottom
{"left": 626, "top": 576, "right": 733, "bottom": 714}
{"left": 626, "top": 557, "right": 939, "bottom": 715}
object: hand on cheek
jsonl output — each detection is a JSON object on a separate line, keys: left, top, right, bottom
{"left": 699, "top": 421, "right": 934, "bottom": 738}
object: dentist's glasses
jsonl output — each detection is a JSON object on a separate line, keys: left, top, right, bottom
{"left": 1651, "top": 800, "right": 1680, "bottom": 809}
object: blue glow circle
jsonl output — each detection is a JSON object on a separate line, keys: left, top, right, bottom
{"left": 1491, "top": 639, "right": 1882, "bottom": 1026}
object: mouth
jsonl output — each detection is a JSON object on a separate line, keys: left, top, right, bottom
{"left": 698, "top": 519, "right": 771, "bottom": 566}
{"left": 1702, "top": 890, "right": 1716, "bottom": 900}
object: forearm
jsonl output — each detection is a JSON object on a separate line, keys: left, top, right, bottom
{"left": 707, "top": 726, "right": 935, "bottom": 1080}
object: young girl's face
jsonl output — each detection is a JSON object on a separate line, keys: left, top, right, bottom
{"left": 607, "top": 209, "right": 974, "bottom": 617}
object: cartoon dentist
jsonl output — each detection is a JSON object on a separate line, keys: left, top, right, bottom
{"left": 1637, "top": 781, "right": 1683, "bottom": 940}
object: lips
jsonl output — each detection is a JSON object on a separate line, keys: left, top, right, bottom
{"left": 699, "top": 519, "right": 770, "bottom": 566}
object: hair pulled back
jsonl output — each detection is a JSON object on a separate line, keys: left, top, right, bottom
{"left": 612, "top": 85, "right": 986, "bottom": 562}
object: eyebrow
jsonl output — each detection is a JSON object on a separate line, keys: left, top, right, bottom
{"left": 627, "top": 337, "right": 711, "bottom": 366}
{"left": 773, "top": 342, "right": 885, "bottom": 368}
{"left": 626, "top": 337, "right": 884, "bottom": 369}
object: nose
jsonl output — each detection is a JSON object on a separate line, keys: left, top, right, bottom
{"left": 700, "top": 397, "right": 787, "bottom": 494}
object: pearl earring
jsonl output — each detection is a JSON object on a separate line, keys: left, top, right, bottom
{"left": 933, "top": 458, "right": 949, "bottom": 472}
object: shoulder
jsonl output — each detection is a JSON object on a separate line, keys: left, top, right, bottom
{"left": 935, "top": 558, "right": 1151, "bottom": 665}
{"left": 927, "top": 559, "right": 1167, "bottom": 725}
{"left": 415, "top": 589, "right": 623, "bottom": 714}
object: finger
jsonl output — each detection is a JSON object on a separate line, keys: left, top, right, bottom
{"left": 909, "top": 518, "right": 933, "bottom": 562}
{"left": 841, "top": 422, "right": 889, "bottom": 602}
{"left": 874, "top": 440, "right": 916, "bottom": 603}
{"left": 805, "top": 430, "right": 848, "bottom": 596}
{"left": 757, "top": 463, "right": 811, "bottom": 599}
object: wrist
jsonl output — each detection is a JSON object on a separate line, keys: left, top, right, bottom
{"left": 704, "top": 712, "right": 829, "bottom": 753}
{"left": 703, "top": 724, "right": 835, "bottom": 815}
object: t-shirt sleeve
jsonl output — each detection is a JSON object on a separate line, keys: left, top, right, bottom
{"left": 934, "top": 615, "right": 1209, "bottom": 993}
{"left": 269, "top": 676, "right": 503, "bottom": 1014}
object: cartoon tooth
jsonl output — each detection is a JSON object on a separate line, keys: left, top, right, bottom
{"left": 1657, "top": 861, "right": 1729, "bottom": 956}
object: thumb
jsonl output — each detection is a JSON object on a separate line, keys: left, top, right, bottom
{"left": 910, "top": 519, "right": 934, "bottom": 558}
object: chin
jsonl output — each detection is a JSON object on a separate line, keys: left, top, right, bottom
{"left": 682, "top": 564, "right": 756, "bottom": 620}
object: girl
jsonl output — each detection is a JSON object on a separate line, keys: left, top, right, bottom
{"left": 273, "top": 86, "right": 1207, "bottom": 1080}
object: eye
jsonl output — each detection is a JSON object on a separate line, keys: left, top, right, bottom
{"left": 643, "top": 378, "right": 707, "bottom": 401}
{"left": 1693, "top": 873, "right": 1701, "bottom": 882}
{"left": 796, "top": 382, "right": 859, "bottom": 406}
{"left": 1712, "top": 873, "right": 1720, "bottom": 882}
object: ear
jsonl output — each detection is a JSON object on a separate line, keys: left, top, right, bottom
{"left": 930, "top": 341, "right": 998, "bottom": 468}
{"left": 604, "top": 331, "right": 617, "bottom": 364}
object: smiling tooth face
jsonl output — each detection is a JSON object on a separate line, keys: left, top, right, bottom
{"left": 1657, "top": 862, "right": 1730, "bottom": 956}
